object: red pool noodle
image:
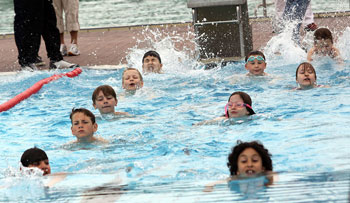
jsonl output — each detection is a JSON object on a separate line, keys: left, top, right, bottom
{"left": 0, "top": 67, "right": 83, "bottom": 112}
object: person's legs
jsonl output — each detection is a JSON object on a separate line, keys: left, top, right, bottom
{"left": 303, "top": 2, "right": 317, "bottom": 31}
{"left": 14, "top": 0, "right": 42, "bottom": 67}
{"left": 282, "top": 0, "right": 310, "bottom": 43}
{"left": 41, "top": 0, "right": 63, "bottom": 62}
{"left": 64, "top": 0, "right": 80, "bottom": 55}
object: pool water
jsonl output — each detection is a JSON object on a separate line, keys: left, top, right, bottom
{"left": 0, "top": 27, "right": 350, "bottom": 202}
{"left": 1, "top": 0, "right": 350, "bottom": 34}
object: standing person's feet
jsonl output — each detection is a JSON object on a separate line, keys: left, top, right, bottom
{"left": 34, "top": 56, "right": 46, "bottom": 67}
{"left": 68, "top": 44, "right": 80, "bottom": 56}
{"left": 21, "top": 63, "right": 38, "bottom": 72}
{"left": 60, "top": 44, "right": 68, "bottom": 56}
{"left": 49, "top": 60, "right": 78, "bottom": 69}
{"left": 304, "top": 23, "right": 318, "bottom": 32}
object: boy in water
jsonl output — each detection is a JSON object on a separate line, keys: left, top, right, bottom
{"left": 92, "top": 85, "right": 130, "bottom": 116}
{"left": 21, "top": 147, "right": 51, "bottom": 176}
{"left": 245, "top": 51, "right": 268, "bottom": 76}
{"left": 70, "top": 108, "right": 107, "bottom": 143}
{"left": 122, "top": 68, "right": 144, "bottom": 92}
{"left": 307, "top": 28, "right": 342, "bottom": 62}
{"left": 142, "top": 50, "right": 163, "bottom": 73}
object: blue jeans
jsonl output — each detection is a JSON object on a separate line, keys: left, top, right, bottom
{"left": 282, "top": 0, "right": 311, "bottom": 44}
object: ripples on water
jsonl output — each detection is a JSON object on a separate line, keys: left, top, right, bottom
{"left": 0, "top": 24, "right": 350, "bottom": 201}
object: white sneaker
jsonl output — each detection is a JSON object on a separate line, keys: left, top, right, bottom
{"left": 68, "top": 44, "right": 80, "bottom": 56}
{"left": 50, "top": 60, "right": 78, "bottom": 69}
{"left": 60, "top": 44, "right": 67, "bottom": 56}
{"left": 21, "top": 63, "right": 38, "bottom": 72}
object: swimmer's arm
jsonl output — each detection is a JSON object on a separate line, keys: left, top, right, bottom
{"left": 307, "top": 47, "right": 315, "bottom": 62}
{"left": 265, "top": 171, "right": 279, "bottom": 186}
{"left": 115, "top": 112, "right": 133, "bottom": 117}
{"left": 193, "top": 116, "right": 225, "bottom": 126}
{"left": 203, "top": 178, "right": 230, "bottom": 192}
{"left": 45, "top": 172, "right": 67, "bottom": 188}
{"left": 332, "top": 47, "right": 344, "bottom": 64}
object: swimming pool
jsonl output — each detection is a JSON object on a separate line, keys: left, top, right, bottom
{"left": 1, "top": 0, "right": 350, "bottom": 34}
{"left": 0, "top": 28, "right": 350, "bottom": 202}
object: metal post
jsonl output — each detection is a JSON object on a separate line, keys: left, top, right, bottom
{"left": 262, "top": 0, "right": 267, "bottom": 17}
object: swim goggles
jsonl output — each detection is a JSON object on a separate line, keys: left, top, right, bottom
{"left": 225, "top": 102, "right": 253, "bottom": 118}
{"left": 246, "top": 55, "right": 265, "bottom": 63}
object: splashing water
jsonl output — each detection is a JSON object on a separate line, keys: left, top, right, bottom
{"left": 336, "top": 26, "right": 350, "bottom": 60}
{"left": 126, "top": 26, "right": 200, "bottom": 73}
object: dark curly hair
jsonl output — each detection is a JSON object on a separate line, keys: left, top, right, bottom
{"left": 227, "top": 140, "right": 272, "bottom": 176}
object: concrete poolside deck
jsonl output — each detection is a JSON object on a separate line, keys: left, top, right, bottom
{"left": 1, "top": 12, "right": 350, "bottom": 73}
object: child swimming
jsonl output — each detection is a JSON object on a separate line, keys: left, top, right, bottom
{"left": 20, "top": 147, "right": 66, "bottom": 187}
{"left": 122, "top": 68, "right": 144, "bottom": 92}
{"left": 21, "top": 147, "right": 51, "bottom": 176}
{"left": 92, "top": 85, "right": 131, "bottom": 116}
{"left": 142, "top": 50, "right": 163, "bottom": 73}
{"left": 70, "top": 108, "right": 107, "bottom": 143}
{"left": 245, "top": 50, "right": 268, "bottom": 76}
{"left": 295, "top": 62, "right": 327, "bottom": 90}
{"left": 307, "top": 28, "right": 342, "bottom": 62}
{"left": 227, "top": 141, "right": 273, "bottom": 177}
{"left": 194, "top": 91, "right": 255, "bottom": 125}
{"left": 203, "top": 140, "right": 275, "bottom": 192}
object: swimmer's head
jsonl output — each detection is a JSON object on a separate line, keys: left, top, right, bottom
{"left": 314, "top": 28, "right": 333, "bottom": 44}
{"left": 122, "top": 68, "right": 144, "bottom": 91}
{"left": 21, "top": 147, "right": 51, "bottom": 175}
{"left": 296, "top": 62, "right": 317, "bottom": 88}
{"left": 227, "top": 140, "right": 272, "bottom": 176}
{"left": 142, "top": 50, "right": 163, "bottom": 73}
{"left": 226, "top": 92, "right": 255, "bottom": 118}
{"left": 92, "top": 85, "right": 118, "bottom": 114}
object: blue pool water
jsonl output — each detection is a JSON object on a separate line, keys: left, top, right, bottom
{"left": 0, "top": 27, "right": 350, "bottom": 202}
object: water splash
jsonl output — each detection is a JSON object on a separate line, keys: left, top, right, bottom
{"left": 263, "top": 21, "right": 307, "bottom": 65}
{"left": 336, "top": 27, "right": 350, "bottom": 60}
{"left": 125, "top": 25, "right": 200, "bottom": 73}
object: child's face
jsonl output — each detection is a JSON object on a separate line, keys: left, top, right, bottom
{"left": 71, "top": 112, "right": 98, "bottom": 140}
{"left": 237, "top": 148, "right": 264, "bottom": 176}
{"left": 93, "top": 91, "right": 117, "bottom": 114}
{"left": 227, "top": 94, "right": 249, "bottom": 118}
{"left": 315, "top": 39, "right": 333, "bottom": 55}
{"left": 296, "top": 65, "right": 316, "bottom": 87}
{"left": 245, "top": 55, "right": 267, "bottom": 76}
{"left": 123, "top": 70, "right": 144, "bottom": 90}
{"left": 28, "top": 159, "right": 51, "bottom": 176}
{"left": 142, "top": 56, "right": 162, "bottom": 73}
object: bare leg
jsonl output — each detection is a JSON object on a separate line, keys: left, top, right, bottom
{"left": 60, "top": 33, "right": 65, "bottom": 45}
{"left": 70, "top": 31, "right": 78, "bottom": 44}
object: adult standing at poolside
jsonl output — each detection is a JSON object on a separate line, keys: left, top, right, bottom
{"left": 281, "top": 0, "right": 310, "bottom": 44}
{"left": 13, "top": 0, "right": 77, "bottom": 71}
{"left": 53, "top": 0, "right": 81, "bottom": 56}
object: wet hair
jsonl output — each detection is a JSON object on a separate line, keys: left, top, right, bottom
{"left": 245, "top": 50, "right": 266, "bottom": 62}
{"left": 314, "top": 28, "right": 333, "bottom": 44}
{"left": 70, "top": 108, "right": 96, "bottom": 124}
{"left": 295, "top": 62, "right": 317, "bottom": 80}
{"left": 21, "top": 147, "right": 48, "bottom": 167}
{"left": 142, "top": 50, "right": 162, "bottom": 64}
{"left": 228, "top": 91, "right": 255, "bottom": 115}
{"left": 92, "top": 85, "right": 117, "bottom": 104}
{"left": 122, "top": 68, "right": 143, "bottom": 85}
{"left": 227, "top": 140, "right": 272, "bottom": 176}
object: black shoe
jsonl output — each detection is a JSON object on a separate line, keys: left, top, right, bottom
{"left": 21, "top": 63, "right": 38, "bottom": 72}
{"left": 34, "top": 56, "right": 46, "bottom": 67}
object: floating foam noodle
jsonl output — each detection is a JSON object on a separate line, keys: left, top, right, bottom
{"left": 0, "top": 68, "right": 83, "bottom": 112}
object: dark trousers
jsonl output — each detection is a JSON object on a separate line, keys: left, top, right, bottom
{"left": 282, "top": 0, "right": 310, "bottom": 43}
{"left": 14, "top": 0, "right": 63, "bottom": 66}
